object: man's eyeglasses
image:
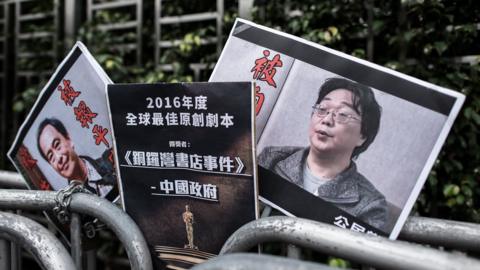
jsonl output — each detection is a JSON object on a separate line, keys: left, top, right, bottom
{"left": 312, "top": 106, "right": 361, "bottom": 124}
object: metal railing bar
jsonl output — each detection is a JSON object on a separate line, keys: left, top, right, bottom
{"left": 18, "top": 31, "right": 53, "bottom": 39}
{"left": 157, "top": 63, "right": 216, "bottom": 73}
{"left": 158, "top": 12, "right": 217, "bottom": 25}
{"left": 260, "top": 205, "right": 272, "bottom": 218}
{"left": 0, "top": 239, "right": 10, "bottom": 270}
{"left": 0, "top": 171, "right": 27, "bottom": 189}
{"left": 286, "top": 244, "right": 301, "bottom": 259}
{"left": 0, "top": 189, "right": 153, "bottom": 270}
{"left": 189, "top": 63, "right": 216, "bottom": 72}
{"left": 16, "top": 71, "right": 53, "bottom": 77}
{"left": 262, "top": 205, "right": 302, "bottom": 259}
{"left": 10, "top": 240, "right": 20, "bottom": 270}
{"left": 18, "top": 12, "right": 54, "bottom": 22}
{"left": 14, "top": 212, "right": 49, "bottom": 224}
{"left": 158, "top": 37, "right": 218, "bottom": 48}
{"left": 97, "top": 21, "right": 138, "bottom": 31}
{"left": 111, "top": 43, "right": 137, "bottom": 51}
{"left": 12, "top": 210, "right": 22, "bottom": 270}
{"left": 70, "top": 213, "right": 82, "bottom": 269}
{"left": 1, "top": 171, "right": 479, "bottom": 253}
{"left": 17, "top": 51, "right": 55, "bottom": 58}
{"left": 157, "top": 64, "right": 174, "bottom": 71}
{"left": 220, "top": 216, "right": 480, "bottom": 270}
{"left": 0, "top": 211, "right": 76, "bottom": 270}
{"left": 400, "top": 216, "right": 480, "bottom": 252}
{"left": 13, "top": 0, "right": 38, "bottom": 4}
{"left": 215, "top": 0, "right": 223, "bottom": 56}
{"left": 85, "top": 249, "right": 97, "bottom": 270}
{"left": 91, "top": 0, "right": 137, "bottom": 11}
{"left": 191, "top": 253, "right": 339, "bottom": 270}
{"left": 403, "top": 55, "right": 480, "bottom": 65}
{"left": 69, "top": 193, "right": 151, "bottom": 270}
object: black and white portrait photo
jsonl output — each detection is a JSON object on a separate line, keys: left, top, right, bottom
{"left": 210, "top": 19, "right": 465, "bottom": 238}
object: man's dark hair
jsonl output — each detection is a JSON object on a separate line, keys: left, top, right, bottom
{"left": 36, "top": 117, "right": 70, "bottom": 161}
{"left": 315, "top": 77, "right": 382, "bottom": 158}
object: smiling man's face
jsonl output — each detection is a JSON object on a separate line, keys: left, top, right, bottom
{"left": 38, "top": 124, "right": 83, "bottom": 180}
{"left": 309, "top": 89, "right": 366, "bottom": 159}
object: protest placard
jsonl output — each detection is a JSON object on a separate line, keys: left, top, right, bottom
{"left": 210, "top": 19, "right": 465, "bottom": 238}
{"left": 108, "top": 82, "right": 258, "bottom": 268}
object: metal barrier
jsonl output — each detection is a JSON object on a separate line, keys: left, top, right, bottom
{"left": 190, "top": 253, "right": 340, "bottom": 270}
{"left": 0, "top": 211, "right": 75, "bottom": 270}
{"left": 220, "top": 216, "right": 480, "bottom": 270}
{"left": 3, "top": 170, "right": 480, "bottom": 250}
{"left": 0, "top": 189, "right": 153, "bottom": 270}
{"left": 1, "top": 170, "right": 480, "bottom": 269}
{"left": 0, "top": 171, "right": 27, "bottom": 189}
{"left": 400, "top": 216, "right": 480, "bottom": 252}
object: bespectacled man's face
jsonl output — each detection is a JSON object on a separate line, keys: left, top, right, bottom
{"left": 309, "top": 89, "right": 366, "bottom": 159}
{"left": 38, "top": 124, "right": 83, "bottom": 180}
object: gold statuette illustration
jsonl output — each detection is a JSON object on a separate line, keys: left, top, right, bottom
{"left": 183, "top": 205, "right": 198, "bottom": 250}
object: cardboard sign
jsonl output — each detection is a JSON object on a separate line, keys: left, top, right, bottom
{"left": 8, "top": 41, "right": 118, "bottom": 240}
{"left": 107, "top": 82, "right": 258, "bottom": 268}
{"left": 210, "top": 19, "right": 465, "bottom": 238}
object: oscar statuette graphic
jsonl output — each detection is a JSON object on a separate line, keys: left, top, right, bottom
{"left": 183, "top": 205, "right": 198, "bottom": 250}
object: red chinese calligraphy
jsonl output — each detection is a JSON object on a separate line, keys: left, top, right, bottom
{"left": 108, "top": 149, "right": 114, "bottom": 164}
{"left": 39, "top": 180, "right": 51, "bottom": 191}
{"left": 74, "top": 101, "right": 97, "bottom": 128}
{"left": 19, "top": 146, "right": 37, "bottom": 169}
{"left": 92, "top": 124, "right": 109, "bottom": 147}
{"left": 255, "top": 84, "right": 265, "bottom": 116}
{"left": 57, "top": 79, "right": 81, "bottom": 106}
{"left": 251, "top": 50, "right": 283, "bottom": 88}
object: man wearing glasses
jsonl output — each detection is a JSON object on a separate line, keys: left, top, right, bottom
{"left": 258, "top": 77, "right": 387, "bottom": 230}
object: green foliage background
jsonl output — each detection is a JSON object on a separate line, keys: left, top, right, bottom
{"left": 9, "top": 0, "right": 480, "bottom": 230}
{"left": 3, "top": 1, "right": 478, "bottom": 267}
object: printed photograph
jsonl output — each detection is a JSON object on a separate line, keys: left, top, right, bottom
{"left": 210, "top": 19, "right": 465, "bottom": 238}
{"left": 8, "top": 42, "right": 117, "bottom": 201}
{"left": 258, "top": 77, "right": 388, "bottom": 230}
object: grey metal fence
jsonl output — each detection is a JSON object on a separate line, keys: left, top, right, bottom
{"left": 87, "top": 0, "right": 143, "bottom": 66}
{"left": 0, "top": 0, "right": 239, "bottom": 166}
{"left": 221, "top": 216, "right": 480, "bottom": 270}
{"left": 400, "top": 216, "right": 480, "bottom": 252}
{"left": 1, "top": 170, "right": 480, "bottom": 269}
{"left": 0, "top": 178, "right": 153, "bottom": 270}
{"left": 154, "top": 0, "right": 223, "bottom": 81}
{"left": 191, "top": 253, "right": 339, "bottom": 270}
{"left": 0, "top": 211, "right": 76, "bottom": 270}
{"left": 13, "top": 0, "right": 59, "bottom": 141}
